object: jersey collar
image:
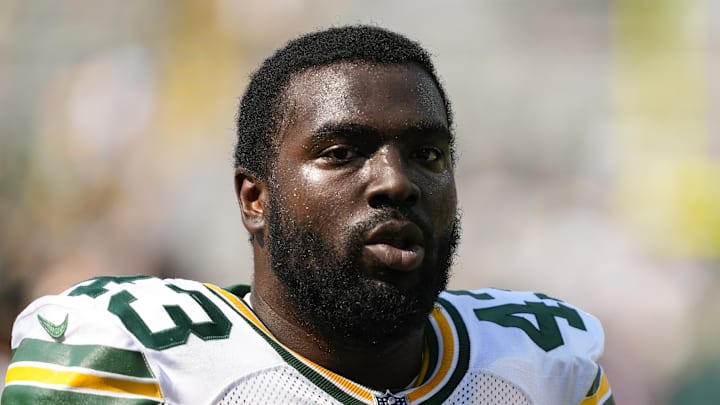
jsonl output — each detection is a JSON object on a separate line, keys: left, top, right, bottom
{"left": 206, "top": 284, "right": 470, "bottom": 404}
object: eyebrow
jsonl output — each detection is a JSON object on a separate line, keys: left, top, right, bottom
{"left": 309, "top": 120, "right": 453, "bottom": 145}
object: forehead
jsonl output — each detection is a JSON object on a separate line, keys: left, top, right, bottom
{"left": 278, "top": 62, "right": 449, "bottom": 141}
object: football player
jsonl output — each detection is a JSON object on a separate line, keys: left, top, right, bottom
{"left": 3, "top": 25, "right": 613, "bottom": 404}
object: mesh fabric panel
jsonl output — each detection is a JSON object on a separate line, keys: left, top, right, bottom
{"left": 218, "top": 365, "right": 339, "bottom": 404}
{"left": 218, "top": 366, "right": 533, "bottom": 404}
{"left": 443, "top": 371, "right": 533, "bottom": 404}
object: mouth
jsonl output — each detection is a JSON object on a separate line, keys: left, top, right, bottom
{"left": 363, "top": 220, "right": 426, "bottom": 271}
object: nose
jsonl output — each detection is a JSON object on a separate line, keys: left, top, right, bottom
{"left": 365, "top": 146, "right": 420, "bottom": 209}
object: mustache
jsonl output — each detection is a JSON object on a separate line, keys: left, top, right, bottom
{"left": 349, "top": 208, "right": 433, "bottom": 243}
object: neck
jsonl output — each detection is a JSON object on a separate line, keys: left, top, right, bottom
{"left": 250, "top": 284, "right": 426, "bottom": 390}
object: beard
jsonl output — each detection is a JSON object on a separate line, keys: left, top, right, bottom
{"left": 266, "top": 192, "right": 460, "bottom": 347}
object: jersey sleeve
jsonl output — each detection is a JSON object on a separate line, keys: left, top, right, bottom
{"left": 441, "top": 288, "right": 615, "bottom": 405}
{"left": 2, "top": 277, "right": 164, "bottom": 404}
{"left": 580, "top": 365, "right": 614, "bottom": 405}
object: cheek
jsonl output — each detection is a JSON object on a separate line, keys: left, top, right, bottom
{"left": 286, "top": 165, "right": 359, "bottom": 224}
{"left": 423, "top": 172, "right": 455, "bottom": 198}
{"left": 300, "top": 165, "right": 326, "bottom": 186}
{"left": 423, "top": 175, "right": 457, "bottom": 227}
{"left": 300, "top": 165, "right": 363, "bottom": 201}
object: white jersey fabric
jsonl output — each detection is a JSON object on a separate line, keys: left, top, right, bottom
{"left": 3, "top": 276, "right": 613, "bottom": 404}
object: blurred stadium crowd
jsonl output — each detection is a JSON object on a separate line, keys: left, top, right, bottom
{"left": 1, "top": 1, "right": 719, "bottom": 403}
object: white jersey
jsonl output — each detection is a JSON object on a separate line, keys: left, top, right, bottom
{"left": 3, "top": 276, "right": 613, "bottom": 404}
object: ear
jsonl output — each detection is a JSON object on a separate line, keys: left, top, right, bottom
{"left": 234, "top": 168, "right": 267, "bottom": 236}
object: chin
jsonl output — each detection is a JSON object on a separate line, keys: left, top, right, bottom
{"left": 365, "top": 267, "right": 419, "bottom": 286}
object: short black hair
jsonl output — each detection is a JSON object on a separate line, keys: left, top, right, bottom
{"left": 234, "top": 25, "right": 453, "bottom": 178}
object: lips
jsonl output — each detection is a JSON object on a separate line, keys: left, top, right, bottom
{"left": 363, "top": 220, "right": 426, "bottom": 271}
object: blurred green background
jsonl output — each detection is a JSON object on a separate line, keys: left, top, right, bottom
{"left": 1, "top": 1, "right": 718, "bottom": 403}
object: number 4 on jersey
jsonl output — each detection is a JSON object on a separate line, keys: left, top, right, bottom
{"left": 474, "top": 301, "right": 587, "bottom": 352}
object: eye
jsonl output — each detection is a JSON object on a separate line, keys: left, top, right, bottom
{"left": 319, "top": 145, "right": 361, "bottom": 163}
{"left": 413, "top": 147, "right": 443, "bottom": 162}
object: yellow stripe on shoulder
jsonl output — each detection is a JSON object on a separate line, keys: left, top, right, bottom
{"left": 6, "top": 365, "right": 162, "bottom": 399}
{"left": 580, "top": 369, "right": 612, "bottom": 405}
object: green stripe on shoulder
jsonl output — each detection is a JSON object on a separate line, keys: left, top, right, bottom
{"left": 586, "top": 367, "right": 602, "bottom": 396}
{"left": 10, "top": 338, "right": 154, "bottom": 378}
{"left": 603, "top": 395, "right": 616, "bottom": 405}
{"left": 223, "top": 284, "right": 251, "bottom": 298}
{"left": 1, "top": 385, "right": 161, "bottom": 405}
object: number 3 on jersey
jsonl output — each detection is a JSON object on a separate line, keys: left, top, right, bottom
{"left": 70, "top": 276, "right": 232, "bottom": 350}
{"left": 472, "top": 294, "right": 587, "bottom": 352}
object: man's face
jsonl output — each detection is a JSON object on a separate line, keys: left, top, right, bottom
{"left": 266, "top": 62, "right": 459, "bottom": 346}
